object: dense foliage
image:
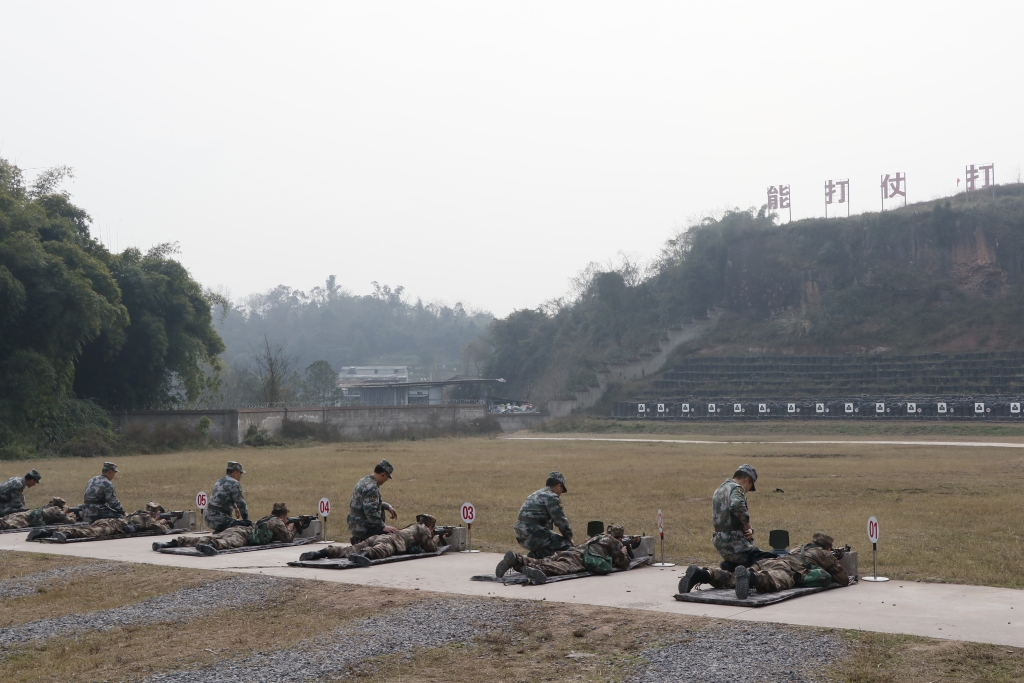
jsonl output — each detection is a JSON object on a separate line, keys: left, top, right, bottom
{"left": 0, "top": 159, "right": 223, "bottom": 455}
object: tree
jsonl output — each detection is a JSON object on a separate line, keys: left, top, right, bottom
{"left": 301, "top": 360, "right": 339, "bottom": 405}
{"left": 245, "top": 336, "right": 296, "bottom": 404}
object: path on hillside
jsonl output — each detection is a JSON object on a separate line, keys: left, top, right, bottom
{"left": 504, "top": 436, "right": 1024, "bottom": 448}
{"left": 2, "top": 534, "right": 1020, "bottom": 648}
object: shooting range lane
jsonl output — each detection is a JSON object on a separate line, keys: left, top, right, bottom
{"left": 503, "top": 436, "right": 1024, "bottom": 448}
{"left": 2, "top": 534, "right": 1022, "bottom": 648}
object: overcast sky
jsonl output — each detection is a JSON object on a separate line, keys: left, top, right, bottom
{"left": 3, "top": 2, "right": 1022, "bottom": 317}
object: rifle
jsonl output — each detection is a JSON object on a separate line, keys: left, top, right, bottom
{"left": 832, "top": 544, "right": 851, "bottom": 560}
{"left": 159, "top": 511, "right": 185, "bottom": 523}
{"left": 288, "top": 515, "right": 316, "bottom": 531}
{"left": 68, "top": 506, "right": 83, "bottom": 516}
{"left": 434, "top": 525, "right": 455, "bottom": 543}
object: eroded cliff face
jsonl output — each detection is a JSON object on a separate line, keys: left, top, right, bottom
{"left": 722, "top": 192, "right": 1024, "bottom": 317}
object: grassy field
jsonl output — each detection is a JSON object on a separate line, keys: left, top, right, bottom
{"left": 2, "top": 552, "right": 1023, "bottom": 683}
{"left": 8, "top": 430, "right": 1024, "bottom": 589}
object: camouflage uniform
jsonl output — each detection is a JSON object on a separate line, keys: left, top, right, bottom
{"left": 514, "top": 481, "right": 573, "bottom": 559}
{"left": 711, "top": 479, "right": 764, "bottom": 565}
{"left": 59, "top": 508, "right": 170, "bottom": 539}
{"left": 508, "top": 528, "right": 631, "bottom": 577}
{"left": 347, "top": 474, "right": 393, "bottom": 542}
{"left": 699, "top": 536, "right": 850, "bottom": 593}
{"left": 0, "top": 476, "right": 29, "bottom": 517}
{"left": 0, "top": 498, "right": 74, "bottom": 530}
{"left": 326, "top": 522, "right": 436, "bottom": 560}
{"left": 176, "top": 514, "right": 293, "bottom": 551}
{"left": 82, "top": 474, "right": 125, "bottom": 522}
{"left": 205, "top": 474, "right": 248, "bottom": 533}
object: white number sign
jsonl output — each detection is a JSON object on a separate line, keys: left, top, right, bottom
{"left": 867, "top": 516, "right": 880, "bottom": 544}
{"left": 195, "top": 492, "right": 208, "bottom": 510}
{"left": 460, "top": 502, "right": 476, "bottom": 524}
{"left": 318, "top": 497, "right": 331, "bottom": 516}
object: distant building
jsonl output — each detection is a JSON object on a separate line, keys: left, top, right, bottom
{"left": 337, "top": 366, "right": 409, "bottom": 386}
{"left": 352, "top": 378, "right": 506, "bottom": 407}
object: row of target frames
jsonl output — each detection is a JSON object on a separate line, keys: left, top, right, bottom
{"left": 612, "top": 400, "right": 1024, "bottom": 418}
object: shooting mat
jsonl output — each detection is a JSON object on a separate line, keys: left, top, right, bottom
{"left": 674, "top": 578, "right": 855, "bottom": 607}
{"left": 158, "top": 535, "right": 318, "bottom": 556}
{"left": 0, "top": 522, "right": 89, "bottom": 535}
{"left": 471, "top": 555, "right": 651, "bottom": 584}
{"left": 288, "top": 544, "right": 451, "bottom": 568}
{"left": 32, "top": 528, "right": 191, "bottom": 544}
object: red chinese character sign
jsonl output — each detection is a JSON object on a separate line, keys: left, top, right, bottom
{"left": 825, "top": 179, "right": 850, "bottom": 218}
{"left": 965, "top": 163, "right": 995, "bottom": 199}
{"left": 880, "top": 172, "right": 906, "bottom": 209}
{"left": 766, "top": 184, "right": 791, "bottom": 222}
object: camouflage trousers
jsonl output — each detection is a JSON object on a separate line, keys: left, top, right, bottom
{"left": 62, "top": 519, "right": 129, "bottom": 539}
{"left": 176, "top": 526, "right": 249, "bottom": 550}
{"left": 712, "top": 530, "right": 759, "bottom": 564}
{"left": 326, "top": 532, "right": 407, "bottom": 560}
{"left": 515, "top": 527, "right": 574, "bottom": 559}
{"left": 0, "top": 511, "right": 32, "bottom": 529}
{"left": 204, "top": 510, "right": 238, "bottom": 534}
{"left": 702, "top": 557, "right": 801, "bottom": 593}
{"left": 519, "top": 550, "right": 586, "bottom": 577}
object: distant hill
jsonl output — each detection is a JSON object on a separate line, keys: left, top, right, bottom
{"left": 483, "top": 185, "right": 1024, "bottom": 404}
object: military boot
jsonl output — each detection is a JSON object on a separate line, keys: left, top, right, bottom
{"left": 734, "top": 565, "right": 750, "bottom": 600}
{"left": 495, "top": 551, "right": 518, "bottom": 578}
{"left": 348, "top": 552, "right": 372, "bottom": 567}
{"left": 196, "top": 543, "right": 218, "bottom": 556}
{"left": 679, "top": 565, "right": 712, "bottom": 594}
{"left": 521, "top": 566, "right": 547, "bottom": 585}
{"left": 299, "top": 548, "right": 330, "bottom": 562}
{"left": 26, "top": 528, "right": 52, "bottom": 541}
{"left": 52, "top": 532, "right": 68, "bottom": 543}
{"left": 152, "top": 539, "right": 177, "bottom": 551}
{"left": 124, "top": 524, "right": 138, "bottom": 534}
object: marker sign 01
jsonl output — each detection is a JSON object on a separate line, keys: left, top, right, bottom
{"left": 318, "top": 498, "right": 331, "bottom": 516}
{"left": 195, "top": 492, "right": 208, "bottom": 510}
{"left": 867, "top": 516, "right": 879, "bottom": 544}
{"left": 460, "top": 502, "right": 476, "bottom": 525}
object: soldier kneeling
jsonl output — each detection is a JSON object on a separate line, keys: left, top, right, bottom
{"left": 299, "top": 513, "right": 441, "bottom": 565}
{"left": 494, "top": 523, "right": 639, "bottom": 585}
{"left": 679, "top": 532, "right": 850, "bottom": 599}
{"left": 29, "top": 502, "right": 169, "bottom": 542}
{"left": 156, "top": 502, "right": 295, "bottom": 555}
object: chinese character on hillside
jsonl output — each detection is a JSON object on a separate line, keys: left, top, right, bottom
{"left": 965, "top": 163, "right": 994, "bottom": 192}
{"left": 766, "top": 184, "right": 791, "bottom": 210}
{"left": 825, "top": 179, "right": 849, "bottom": 204}
{"left": 881, "top": 173, "right": 906, "bottom": 199}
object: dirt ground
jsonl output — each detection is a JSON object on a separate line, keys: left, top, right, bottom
{"left": 9, "top": 431, "right": 1024, "bottom": 588}
{"left": 2, "top": 552, "right": 1023, "bottom": 683}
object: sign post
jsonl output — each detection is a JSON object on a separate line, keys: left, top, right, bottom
{"left": 195, "top": 492, "right": 207, "bottom": 531}
{"left": 862, "top": 515, "right": 889, "bottom": 582}
{"left": 460, "top": 502, "right": 479, "bottom": 553}
{"left": 651, "top": 509, "right": 675, "bottom": 567}
{"left": 318, "top": 497, "right": 331, "bottom": 544}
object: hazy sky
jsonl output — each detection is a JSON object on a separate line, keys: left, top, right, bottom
{"left": 3, "top": 2, "right": 1022, "bottom": 317}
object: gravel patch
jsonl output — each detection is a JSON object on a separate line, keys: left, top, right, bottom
{"left": 146, "top": 597, "right": 524, "bottom": 683}
{"left": 0, "top": 562, "right": 123, "bottom": 600}
{"left": 0, "top": 575, "right": 282, "bottom": 650}
{"left": 625, "top": 622, "right": 845, "bottom": 683}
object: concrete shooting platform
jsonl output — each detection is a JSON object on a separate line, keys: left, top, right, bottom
{"left": 2, "top": 532, "right": 1022, "bottom": 648}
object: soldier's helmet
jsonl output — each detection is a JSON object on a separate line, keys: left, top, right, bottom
{"left": 272, "top": 502, "right": 289, "bottom": 516}
{"left": 376, "top": 459, "right": 394, "bottom": 479}
{"left": 735, "top": 464, "right": 757, "bottom": 491}
{"left": 146, "top": 502, "right": 165, "bottom": 514}
{"left": 227, "top": 461, "right": 246, "bottom": 474}
{"left": 811, "top": 532, "right": 834, "bottom": 549}
{"left": 25, "top": 469, "right": 41, "bottom": 481}
{"left": 415, "top": 513, "right": 437, "bottom": 527}
{"left": 102, "top": 462, "right": 119, "bottom": 473}
{"left": 48, "top": 497, "right": 67, "bottom": 508}
{"left": 546, "top": 471, "right": 568, "bottom": 492}
{"left": 605, "top": 523, "right": 625, "bottom": 539}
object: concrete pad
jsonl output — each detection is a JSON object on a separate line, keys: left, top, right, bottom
{"left": 3, "top": 533, "right": 1023, "bottom": 648}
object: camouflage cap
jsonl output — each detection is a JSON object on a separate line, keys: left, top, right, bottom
{"left": 102, "top": 462, "right": 119, "bottom": 473}
{"left": 415, "top": 513, "right": 437, "bottom": 527}
{"left": 812, "top": 532, "right": 834, "bottom": 549}
{"left": 735, "top": 464, "right": 757, "bottom": 491}
{"left": 547, "top": 471, "right": 567, "bottom": 492}
{"left": 227, "top": 461, "right": 245, "bottom": 474}
{"left": 146, "top": 502, "right": 165, "bottom": 513}
{"left": 272, "top": 502, "right": 289, "bottom": 516}
{"left": 376, "top": 459, "right": 394, "bottom": 479}
{"left": 48, "top": 497, "right": 66, "bottom": 508}
{"left": 606, "top": 523, "right": 625, "bottom": 539}
{"left": 25, "top": 469, "right": 41, "bottom": 481}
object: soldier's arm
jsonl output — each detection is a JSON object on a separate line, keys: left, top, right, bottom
{"left": 104, "top": 482, "right": 125, "bottom": 514}
{"left": 269, "top": 517, "right": 295, "bottom": 543}
{"left": 728, "top": 486, "right": 750, "bottom": 526}
{"left": 610, "top": 539, "right": 631, "bottom": 569}
{"left": 420, "top": 527, "right": 438, "bottom": 553}
{"left": 546, "top": 494, "right": 573, "bottom": 540}
{"left": 231, "top": 480, "right": 248, "bottom": 519}
{"left": 361, "top": 489, "right": 387, "bottom": 533}
{"left": 811, "top": 549, "right": 850, "bottom": 586}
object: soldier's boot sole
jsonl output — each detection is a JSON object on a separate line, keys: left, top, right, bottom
{"left": 152, "top": 542, "right": 171, "bottom": 551}
{"left": 52, "top": 532, "right": 68, "bottom": 543}
{"left": 26, "top": 528, "right": 50, "bottom": 541}
{"left": 348, "top": 553, "right": 373, "bottom": 567}
{"left": 735, "top": 565, "right": 750, "bottom": 600}
{"left": 299, "top": 549, "right": 328, "bottom": 562}
{"left": 495, "top": 551, "right": 517, "bottom": 578}
{"left": 679, "top": 565, "right": 701, "bottom": 594}
{"left": 521, "top": 567, "right": 548, "bottom": 585}
{"left": 196, "top": 544, "right": 218, "bottom": 557}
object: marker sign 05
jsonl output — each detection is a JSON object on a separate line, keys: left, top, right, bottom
{"left": 195, "top": 492, "right": 208, "bottom": 510}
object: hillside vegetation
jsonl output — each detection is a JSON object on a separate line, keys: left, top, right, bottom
{"left": 484, "top": 185, "right": 1024, "bottom": 403}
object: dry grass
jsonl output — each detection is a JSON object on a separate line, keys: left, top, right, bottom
{"left": 12, "top": 433, "right": 1024, "bottom": 587}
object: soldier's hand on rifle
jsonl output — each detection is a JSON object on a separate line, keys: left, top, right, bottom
{"left": 384, "top": 525, "right": 399, "bottom": 534}
{"left": 386, "top": 506, "right": 398, "bottom": 520}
